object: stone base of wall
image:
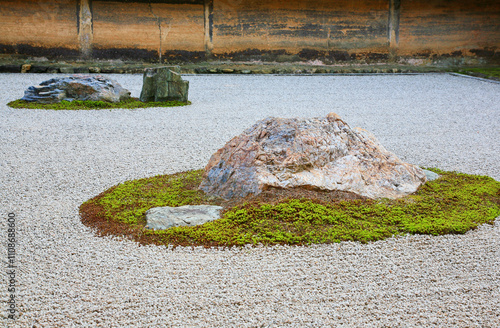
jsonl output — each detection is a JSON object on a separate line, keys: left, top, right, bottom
{"left": 1, "top": 55, "right": 498, "bottom": 79}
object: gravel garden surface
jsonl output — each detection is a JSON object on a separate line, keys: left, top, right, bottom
{"left": 1, "top": 73, "right": 499, "bottom": 327}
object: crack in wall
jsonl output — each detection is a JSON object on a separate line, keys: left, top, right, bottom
{"left": 148, "top": 1, "right": 171, "bottom": 63}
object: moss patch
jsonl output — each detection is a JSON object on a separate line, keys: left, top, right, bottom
{"left": 456, "top": 67, "right": 500, "bottom": 81}
{"left": 80, "top": 168, "right": 500, "bottom": 247}
{"left": 7, "top": 97, "right": 190, "bottom": 110}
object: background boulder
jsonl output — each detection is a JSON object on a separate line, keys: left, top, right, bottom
{"left": 21, "top": 75, "right": 131, "bottom": 103}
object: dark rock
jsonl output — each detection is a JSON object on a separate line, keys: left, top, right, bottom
{"left": 140, "top": 66, "right": 189, "bottom": 103}
{"left": 100, "top": 67, "right": 113, "bottom": 73}
{"left": 101, "top": 66, "right": 124, "bottom": 74}
{"left": 21, "top": 75, "right": 131, "bottom": 104}
{"left": 195, "top": 67, "right": 208, "bottom": 74}
{"left": 0, "top": 64, "right": 21, "bottom": 73}
{"left": 199, "top": 113, "right": 427, "bottom": 200}
{"left": 30, "top": 65, "right": 49, "bottom": 73}
{"left": 74, "top": 67, "right": 90, "bottom": 74}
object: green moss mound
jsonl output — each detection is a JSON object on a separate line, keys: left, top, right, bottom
{"left": 7, "top": 98, "right": 190, "bottom": 110}
{"left": 80, "top": 168, "right": 500, "bottom": 247}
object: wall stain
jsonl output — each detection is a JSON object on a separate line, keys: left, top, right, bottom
{"left": 0, "top": 44, "right": 80, "bottom": 58}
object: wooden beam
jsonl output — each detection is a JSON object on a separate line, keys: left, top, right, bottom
{"left": 78, "top": 0, "right": 93, "bottom": 58}
{"left": 388, "top": 0, "right": 401, "bottom": 57}
{"left": 204, "top": 0, "right": 214, "bottom": 59}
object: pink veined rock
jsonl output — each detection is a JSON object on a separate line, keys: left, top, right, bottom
{"left": 199, "top": 112, "right": 427, "bottom": 200}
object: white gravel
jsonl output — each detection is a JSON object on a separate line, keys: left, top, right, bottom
{"left": 1, "top": 73, "right": 499, "bottom": 327}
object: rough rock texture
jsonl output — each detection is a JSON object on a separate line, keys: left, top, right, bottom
{"left": 145, "top": 205, "right": 223, "bottom": 230}
{"left": 200, "top": 113, "right": 427, "bottom": 200}
{"left": 140, "top": 66, "right": 189, "bottom": 103}
{"left": 21, "top": 75, "right": 131, "bottom": 103}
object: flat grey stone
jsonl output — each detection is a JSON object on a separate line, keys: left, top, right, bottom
{"left": 145, "top": 205, "right": 223, "bottom": 230}
{"left": 423, "top": 169, "right": 440, "bottom": 181}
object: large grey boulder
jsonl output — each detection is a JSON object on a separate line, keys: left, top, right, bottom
{"left": 145, "top": 205, "right": 223, "bottom": 230}
{"left": 199, "top": 112, "right": 427, "bottom": 200}
{"left": 140, "top": 66, "right": 189, "bottom": 103}
{"left": 21, "top": 75, "right": 131, "bottom": 104}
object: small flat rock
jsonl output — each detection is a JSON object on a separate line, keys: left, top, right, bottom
{"left": 145, "top": 205, "right": 223, "bottom": 230}
{"left": 423, "top": 169, "right": 440, "bottom": 181}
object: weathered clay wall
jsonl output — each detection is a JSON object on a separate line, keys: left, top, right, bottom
{"left": 398, "top": 0, "right": 500, "bottom": 57}
{"left": 0, "top": 0, "right": 498, "bottom": 63}
{"left": 211, "top": 0, "right": 390, "bottom": 60}
{"left": 0, "top": 0, "right": 79, "bottom": 56}
{"left": 92, "top": 1, "right": 205, "bottom": 60}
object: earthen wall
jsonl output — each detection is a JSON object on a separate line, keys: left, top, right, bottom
{"left": 0, "top": 0, "right": 498, "bottom": 63}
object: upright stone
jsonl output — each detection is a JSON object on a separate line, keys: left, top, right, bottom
{"left": 140, "top": 66, "right": 189, "bottom": 103}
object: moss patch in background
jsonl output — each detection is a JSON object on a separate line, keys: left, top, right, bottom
{"left": 7, "top": 98, "right": 190, "bottom": 110}
{"left": 456, "top": 67, "right": 500, "bottom": 81}
{"left": 80, "top": 168, "right": 500, "bottom": 247}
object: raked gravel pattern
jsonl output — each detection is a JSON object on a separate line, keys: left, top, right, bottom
{"left": 0, "top": 73, "right": 499, "bottom": 327}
